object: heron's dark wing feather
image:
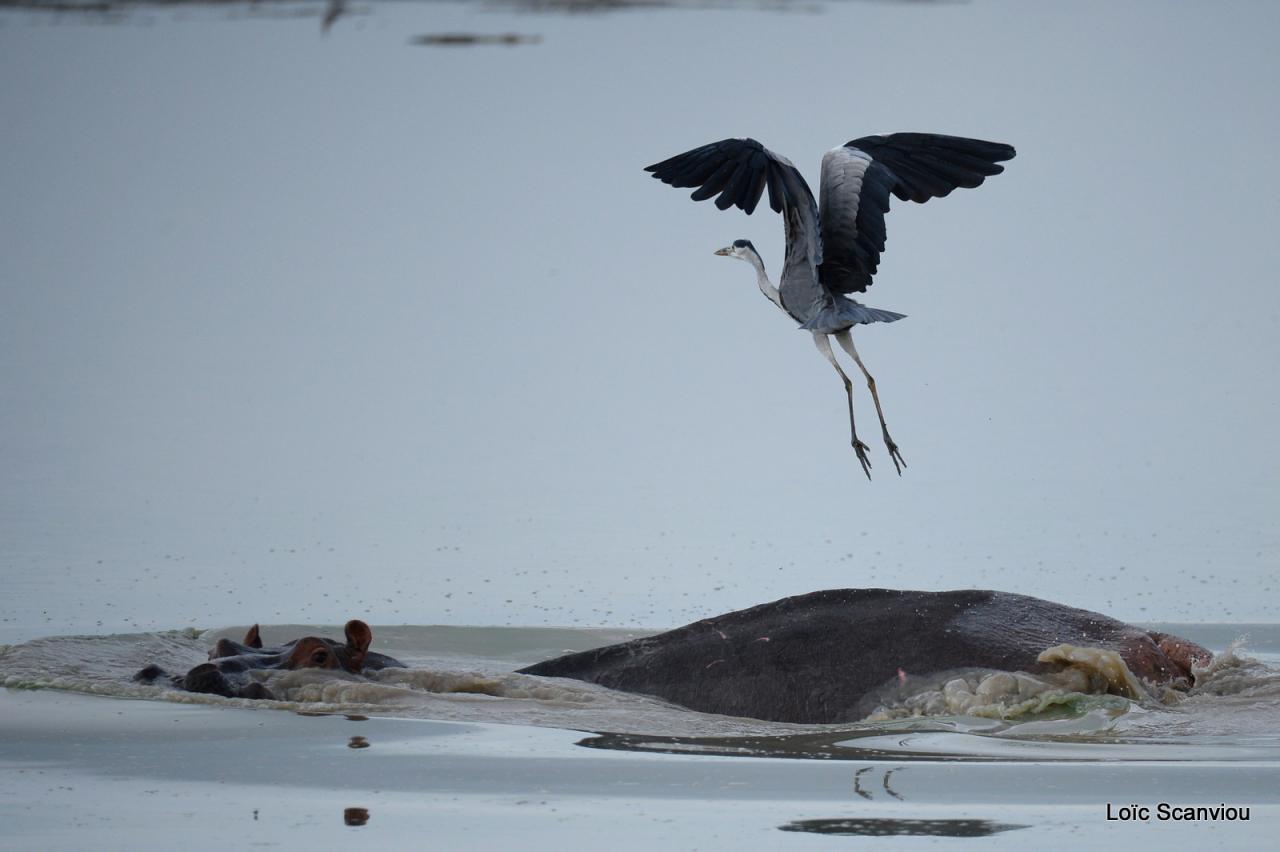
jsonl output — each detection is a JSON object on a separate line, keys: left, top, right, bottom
{"left": 818, "top": 133, "right": 1016, "bottom": 294}
{"left": 645, "top": 139, "right": 824, "bottom": 314}
{"left": 645, "top": 139, "right": 821, "bottom": 268}
{"left": 845, "top": 133, "right": 1016, "bottom": 203}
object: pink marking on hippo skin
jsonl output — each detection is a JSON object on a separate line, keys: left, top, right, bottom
{"left": 897, "top": 668, "right": 907, "bottom": 685}
{"left": 716, "top": 629, "right": 728, "bottom": 640}
{"left": 1151, "top": 632, "right": 1213, "bottom": 682}
{"left": 705, "top": 659, "right": 725, "bottom": 669}
{"left": 754, "top": 636, "right": 770, "bottom": 643}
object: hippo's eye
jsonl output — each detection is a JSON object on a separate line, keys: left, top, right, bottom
{"left": 312, "top": 650, "right": 329, "bottom": 665}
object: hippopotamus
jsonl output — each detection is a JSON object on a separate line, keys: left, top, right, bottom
{"left": 134, "top": 619, "right": 404, "bottom": 700}
{"left": 518, "top": 589, "right": 1212, "bottom": 724}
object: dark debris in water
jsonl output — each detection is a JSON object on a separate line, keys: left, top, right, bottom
{"left": 779, "top": 818, "right": 1029, "bottom": 838}
{"left": 409, "top": 32, "right": 542, "bottom": 47}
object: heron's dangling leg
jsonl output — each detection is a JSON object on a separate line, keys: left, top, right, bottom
{"left": 835, "top": 330, "right": 905, "bottom": 475}
{"left": 813, "top": 332, "right": 872, "bottom": 479}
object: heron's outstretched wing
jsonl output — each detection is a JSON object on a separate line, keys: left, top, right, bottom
{"left": 645, "top": 138, "right": 822, "bottom": 271}
{"left": 818, "top": 133, "right": 1016, "bottom": 294}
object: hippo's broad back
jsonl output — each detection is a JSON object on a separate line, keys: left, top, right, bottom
{"left": 517, "top": 589, "right": 1208, "bottom": 723}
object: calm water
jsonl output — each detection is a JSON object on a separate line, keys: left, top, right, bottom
{"left": 3, "top": 1, "right": 1278, "bottom": 847}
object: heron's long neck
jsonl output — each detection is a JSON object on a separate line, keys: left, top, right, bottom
{"left": 746, "top": 250, "right": 783, "bottom": 311}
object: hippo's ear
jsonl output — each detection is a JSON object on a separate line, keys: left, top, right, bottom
{"left": 244, "top": 624, "right": 263, "bottom": 649}
{"left": 344, "top": 620, "right": 372, "bottom": 673}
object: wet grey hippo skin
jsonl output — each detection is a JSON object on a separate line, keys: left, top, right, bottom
{"left": 518, "top": 589, "right": 1212, "bottom": 724}
{"left": 134, "top": 619, "right": 405, "bottom": 700}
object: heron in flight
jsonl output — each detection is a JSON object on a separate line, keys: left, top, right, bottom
{"left": 645, "top": 133, "right": 1015, "bottom": 478}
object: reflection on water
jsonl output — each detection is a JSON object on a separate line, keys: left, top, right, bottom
{"left": 576, "top": 728, "right": 993, "bottom": 761}
{"left": 576, "top": 723, "right": 1058, "bottom": 761}
{"left": 576, "top": 707, "right": 1280, "bottom": 762}
{"left": 348, "top": 734, "right": 370, "bottom": 748}
{"left": 779, "top": 818, "right": 1028, "bottom": 838}
{"left": 853, "top": 766, "right": 903, "bottom": 800}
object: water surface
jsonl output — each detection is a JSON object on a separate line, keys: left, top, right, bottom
{"left": 2, "top": 622, "right": 1277, "bottom": 848}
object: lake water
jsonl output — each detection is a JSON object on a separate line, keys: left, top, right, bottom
{"left": 2, "top": 0, "right": 1278, "bottom": 847}
{"left": 2, "top": 620, "right": 1279, "bottom": 848}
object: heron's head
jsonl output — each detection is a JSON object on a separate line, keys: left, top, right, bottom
{"left": 714, "top": 239, "right": 758, "bottom": 263}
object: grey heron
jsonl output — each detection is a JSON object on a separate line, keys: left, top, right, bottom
{"left": 645, "top": 133, "right": 1015, "bottom": 478}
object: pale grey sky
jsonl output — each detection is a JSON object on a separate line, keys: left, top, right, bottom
{"left": 1, "top": 0, "right": 1277, "bottom": 640}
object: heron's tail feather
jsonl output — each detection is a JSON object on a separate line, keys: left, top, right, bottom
{"left": 803, "top": 301, "right": 906, "bottom": 331}
{"left": 849, "top": 305, "right": 907, "bottom": 325}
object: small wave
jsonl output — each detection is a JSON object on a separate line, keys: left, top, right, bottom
{"left": 0, "top": 628, "right": 210, "bottom": 693}
{"left": 4, "top": 626, "right": 1279, "bottom": 741}
{"left": 0, "top": 628, "right": 785, "bottom": 735}
{"left": 849, "top": 644, "right": 1259, "bottom": 721}
{"left": 1190, "top": 640, "right": 1280, "bottom": 699}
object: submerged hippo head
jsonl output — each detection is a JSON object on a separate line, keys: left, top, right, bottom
{"left": 135, "top": 619, "right": 405, "bottom": 700}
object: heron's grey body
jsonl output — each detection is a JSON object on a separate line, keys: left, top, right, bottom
{"left": 645, "top": 133, "right": 1015, "bottom": 477}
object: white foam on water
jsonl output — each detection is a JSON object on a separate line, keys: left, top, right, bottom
{"left": 863, "top": 668, "right": 1133, "bottom": 723}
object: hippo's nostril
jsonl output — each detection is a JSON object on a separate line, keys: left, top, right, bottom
{"left": 184, "top": 663, "right": 235, "bottom": 698}
{"left": 133, "top": 664, "right": 166, "bottom": 684}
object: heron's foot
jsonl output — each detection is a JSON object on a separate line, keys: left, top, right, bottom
{"left": 852, "top": 437, "right": 873, "bottom": 480}
{"left": 883, "top": 434, "right": 906, "bottom": 476}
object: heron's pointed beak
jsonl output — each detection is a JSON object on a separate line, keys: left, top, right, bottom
{"left": 714, "top": 247, "right": 731, "bottom": 256}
